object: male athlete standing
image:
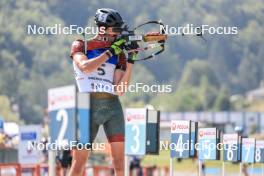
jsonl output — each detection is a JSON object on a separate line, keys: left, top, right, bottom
{"left": 69, "top": 8, "right": 137, "bottom": 176}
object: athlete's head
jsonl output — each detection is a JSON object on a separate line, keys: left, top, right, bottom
{"left": 95, "top": 8, "right": 124, "bottom": 36}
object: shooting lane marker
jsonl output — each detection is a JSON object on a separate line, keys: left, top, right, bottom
{"left": 198, "top": 128, "right": 221, "bottom": 176}
{"left": 263, "top": 164, "right": 264, "bottom": 176}
{"left": 170, "top": 120, "right": 192, "bottom": 176}
{"left": 190, "top": 121, "right": 198, "bottom": 157}
{"left": 255, "top": 140, "right": 264, "bottom": 176}
{"left": 239, "top": 162, "right": 242, "bottom": 176}
{"left": 48, "top": 85, "right": 91, "bottom": 176}
{"left": 251, "top": 164, "right": 254, "bottom": 176}
{"left": 241, "top": 138, "right": 256, "bottom": 176}
{"left": 222, "top": 161, "right": 225, "bottom": 176}
{"left": 222, "top": 133, "right": 242, "bottom": 176}
{"left": 125, "top": 108, "right": 160, "bottom": 176}
{"left": 146, "top": 110, "right": 160, "bottom": 154}
{"left": 48, "top": 85, "right": 77, "bottom": 176}
{"left": 125, "top": 108, "right": 147, "bottom": 156}
{"left": 198, "top": 160, "right": 203, "bottom": 176}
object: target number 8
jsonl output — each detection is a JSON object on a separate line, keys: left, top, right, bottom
{"left": 255, "top": 148, "right": 261, "bottom": 162}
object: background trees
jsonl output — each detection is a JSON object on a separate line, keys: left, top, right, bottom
{"left": 0, "top": 0, "right": 263, "bottom": 123}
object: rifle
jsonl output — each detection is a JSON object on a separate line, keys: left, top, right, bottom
{"left": 113, "top": 20, "right": 205, "bottom": 61}
{"left": 83, "top": 20, "right": 205, "bottom": 61}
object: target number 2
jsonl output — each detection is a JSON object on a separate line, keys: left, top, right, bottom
{"left": 56, "top": 109, "right": 68, "bottom": 144}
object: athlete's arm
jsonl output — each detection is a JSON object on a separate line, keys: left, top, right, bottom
{"left": 113, "top": 53, "right": 133, "bottom": 96}
{"left": 115, "top": 63, "right": 133, "bottom": 96}
{"left": 116, "top": 63, "right": 133, "bottom": 96}
{"left": 71, "top": 40, "right": 112, "bottom": 74}
{"left": 113, "top": 69, "right": 123, "bottom": 85}
{"left": 114, "top": 45, "right": 138, "bottom": 95}
{"left": 72, "top": 52, "right": 110, "bottom": 74}
{"left": 71, "top": 39, "right": 125, "bottom": 74}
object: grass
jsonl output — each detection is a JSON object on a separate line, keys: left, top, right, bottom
{"left": 141, "top": 150, "right": 264, "bottom": 174}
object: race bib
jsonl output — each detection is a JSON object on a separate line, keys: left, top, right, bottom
{"left": 73, "top": 62, "right": 116, "bottom": 94}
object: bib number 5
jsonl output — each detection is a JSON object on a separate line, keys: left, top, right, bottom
{"left": 97, "top": 64, "right": 106, "bottom": 75}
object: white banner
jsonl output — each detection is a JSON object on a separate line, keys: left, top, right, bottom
{"left": 242, "top": 138, "right": 255, "bottom": 147}
{"left": 18, "top": 125, "right": 42, "bottom": 164}
{"left": 171, "top": 120, "right": 190, "bottom": 133}
{"left": 198, "top": 128, "right": 217, "bottom": 140}
{"left": 223, "top": 133, "right": 239, "bottom": 145}
{"left": 125, "top": 108, "right": 147, "bottom": 125}
{"left": 48, "top": 85, "right": 76, "bottom": 111}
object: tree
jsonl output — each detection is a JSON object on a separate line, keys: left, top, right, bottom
{"left": 179, "top": 59, "right": 219, "bottom": 88}
{"left": 213, "top": 88, "right": 231, "bottom": 111}
{"left": 198, "top": 76, "right": 218, "bottom": 110}
{"left": 0, "top": 95, "right": 21, "bottom": 123}
{"left": 0, "top": 0, "right": 264, "bottom": 123}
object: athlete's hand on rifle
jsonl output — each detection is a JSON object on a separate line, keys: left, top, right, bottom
{"left": 126, "top": 42, "right": 139, "bottom": 64}
{"left": 108, "top": 38, "right": 126, "bottom": 56}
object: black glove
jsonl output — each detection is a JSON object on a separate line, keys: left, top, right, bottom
{"left": 126, "top": 42, "right": 139, "bottom": 64}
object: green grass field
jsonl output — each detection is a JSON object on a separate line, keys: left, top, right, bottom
{"left": 141, "top": 150, "right": 263, "bottom": 174}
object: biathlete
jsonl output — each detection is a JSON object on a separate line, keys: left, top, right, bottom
{"left": 69, "top": 8, "right": 137, "bottom": 176}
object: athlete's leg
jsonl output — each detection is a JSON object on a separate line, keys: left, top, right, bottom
{"left": 69, "top": 103, "right": 100, "bottom": 176}
{"left": 68, "top": 149, "right": 90, "bottom": 176}
{"left": 110, "top": 142, "right": 124, "bottom": 176}
{"left": 103, "top": 97, "right": 125, "bottom": 176}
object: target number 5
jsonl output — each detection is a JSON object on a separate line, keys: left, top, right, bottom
{"left": 131, "top": 125, "right": 140, "bottom": 153}
{"left": 56, "top": 109, "right": 68, "bottom": 143}
{"left": 204, "top": 140, "right": 211, "bottom": 159}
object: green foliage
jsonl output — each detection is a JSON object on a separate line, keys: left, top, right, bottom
{"left": 213, "top": 88, "right": 231, "bottom": 111}
{"left": 180, "top": 59, "right": 219, "bottom": 87}
{"left": 151, "top": 60, "right": 230, "bottom": 111}
{"left": 0, "top": 95, "right": 21, "bottom": 123}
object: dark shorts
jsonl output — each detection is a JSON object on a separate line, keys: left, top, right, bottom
{"left": 57, "top": 150, "right": 72, "bottom": 168}
{"left": 90, "top": 95, "right": 124, "bottom": 143}
{"left": 60, "top": 156, "right": 72, "bottom": 168}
